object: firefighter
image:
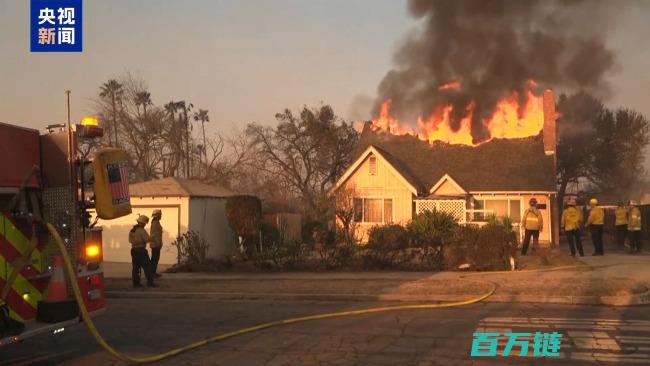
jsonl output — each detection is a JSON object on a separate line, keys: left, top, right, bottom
{"left": 627, "top": 200, "right": 643, "bottom": 253}
{"left": 129, "top": 215, "right": 156, "bottom": 288}
{"left": 521, "top": 197, "right": 543, "bottom": 255}
{"left": 614, "top": 201, "right": 628, "bottom": 247}
{"left": 586, "top": 198, "right": 605, "bottom": 256}
{"left": 561, "top": 197, "right": 584, "bottom": 257}
{"left": 149, "top": 209, "right": 163, "bottom": 278}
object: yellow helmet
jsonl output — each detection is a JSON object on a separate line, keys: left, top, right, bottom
{"left": 589, "top": 198, "right": 598, "bottom": 206}
{"left": 136, "top": 215, "right": 150, "bottom": 224}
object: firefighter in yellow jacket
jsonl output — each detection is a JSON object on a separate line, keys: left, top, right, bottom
{"left": 627, "top": 200, "right": 643, "bottom": 253}
{"left": 149, "top": 209, "right": 163, "bottom": 277}
{"left": 521, "top": 198, "right": 543, "bottom": 255}
{"left": 129, "top": 215, "right": 156, "bottom": 288}
{"left": 561, "top": 197, "right": 584, "bottom": 257}
{"left": 586, "top": 198, "right": 605, "bottom": 256}
{"left": 614, "top": 201, "right": 628, "bottom": 247}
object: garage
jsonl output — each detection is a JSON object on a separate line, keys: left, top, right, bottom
{"left": 95, "top": 177, "right": 236, "bottom": 265}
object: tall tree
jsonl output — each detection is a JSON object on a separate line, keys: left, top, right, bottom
{"left": 590, "top": 108, "right": 650, "bottom": 200}
{"left": 246, "top": 104, "right": 359, "bottom": 218}
{"left": 556, "top": 92, "right": 603, "bottom": 205}
{"left": 99, "top": 79, "right": 124, "bottom": 147}
{"left": 193, "top": 109, "right": 210, "bottom": 176}
{"left": 557, "top": 92, "right": 650, "bottom": 203}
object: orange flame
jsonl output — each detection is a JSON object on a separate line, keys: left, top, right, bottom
{"left": 370, "top": 83, "right": 544, "bottom": 146}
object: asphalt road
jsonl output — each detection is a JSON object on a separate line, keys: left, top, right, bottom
{"left": 2, "top": 299, "right": 650, "bottom": 365}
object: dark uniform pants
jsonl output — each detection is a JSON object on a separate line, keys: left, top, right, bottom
{"left": 566, "top": 229, "right": 584, "bottom": 256}
{"left": 521, "top": 229, "right": 539, "bottom": 255}
{"left": 628, "top": 230, "right": 643, "bottom": 253}
{"left": 615, "top": 225, "right": 628, "bottom": 247}
{"left": 590, "top": 225, "right": 604, "bottom": 255}
{"left": 151, "top": 246, "right": 162, "bottom": 275}
{"left": 131, "top": 247, "right": 154, "bottom": 286}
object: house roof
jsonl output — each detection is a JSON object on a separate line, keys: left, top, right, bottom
{"left": 129, "top": 177, "right": 234, "bottom": 198}
{"left": 353, "top": 128, "right": 556, "bottom": 194}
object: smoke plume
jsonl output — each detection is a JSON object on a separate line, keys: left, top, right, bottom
{"left": 373, "top": 0, "right": 618, "bottom": 141}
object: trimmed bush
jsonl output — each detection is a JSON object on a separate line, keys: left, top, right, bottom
{"left": 443, "top": 222, "right": 518, "bottom": 271}
{"left": 364, "top": 224, "right": 410, "bottom": 269}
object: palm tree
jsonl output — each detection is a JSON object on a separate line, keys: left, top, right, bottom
{"left": 134, "top": 91, "right": 152, "bottom": 119}
{"left": 175, "top": 101, "right": 193, "bottom": 178}
{"left": 193, "top": 109, "right": 210, "bottom": 176}
{"left": 99, "top": 79, "right": 123, "bottom": 147}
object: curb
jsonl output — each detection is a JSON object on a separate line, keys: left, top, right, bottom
{"left": 106, "top": 287, "right": 650, "bottom": 306}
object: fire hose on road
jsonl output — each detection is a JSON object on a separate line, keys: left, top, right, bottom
{"left": 46, "top": 223, "right": 499, "bottom": 364}
{"left": 47, "top": 223, "right": 640, "bottom": 364}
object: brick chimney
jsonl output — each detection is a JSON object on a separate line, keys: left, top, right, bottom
{"left": 543, "top": 89, "right": 560, "bottom": 245}
{"left": 542, "top": 89, "right": 557, "bottom": 157}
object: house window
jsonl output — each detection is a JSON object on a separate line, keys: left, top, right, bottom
{"left": 353, "top": 197, "right": 393, "bottom": 223}
{"left": 472, "top": 198, "right": 521, "bottom": 222}
{"left": 368, "top": 155, "right": 377, "bottom": 175}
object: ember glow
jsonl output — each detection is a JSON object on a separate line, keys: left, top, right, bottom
{"left": 370, "top": 82, "right": 544, "bottom": 146}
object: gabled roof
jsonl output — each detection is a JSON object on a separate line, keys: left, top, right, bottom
{"left": 429, "top": 174, "right": 467, "bottom": 195}
{"left": 129, "top": 177, "right": 234, "bottom": 198}
{"left": 333, "top": 145, "right": 419, "bottom": 195}
{"left": 353, "top": 128, "right": 556, "bottom": 194}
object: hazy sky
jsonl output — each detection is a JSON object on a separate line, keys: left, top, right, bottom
{"left": 1, "top": 0, "right": 649, "bottom": 138}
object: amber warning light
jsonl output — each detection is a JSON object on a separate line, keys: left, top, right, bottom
{"left": 85, "top": 244, "right": 101, "bottom": 258}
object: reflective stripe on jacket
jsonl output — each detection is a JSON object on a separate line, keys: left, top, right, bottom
{"left": 561, "top": 206, "right": 582, "bottom": 231}
{"left": 149, "top": 219, "right": 163, "bottom": 248}
{"left": 129, "top": 225, "right": 150, "bottom": 248}
{"left": 522, "top": 208, "right": 543, "bottom": 231}
{"left": 587, "top": 206, "right": 604, "bottom": 226}
{"left": 614, "top": 206, "right": 628, "bottom": 226}
{"left": 628, "top": 207, "right": 642, "bottom": 231}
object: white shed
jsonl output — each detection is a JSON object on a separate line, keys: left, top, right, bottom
{"left": 96, "top": 177, "right": 237, "bottom": 265}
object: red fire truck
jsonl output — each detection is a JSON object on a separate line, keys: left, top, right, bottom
{"left": 0, "top": 119, "right": 128, "bottom": 345}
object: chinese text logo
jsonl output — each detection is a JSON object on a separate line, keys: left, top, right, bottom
{"left": 31, "top": 0, "right": 83, "bottom": 52}
{"left": 471, "top": 331, "right": 563, "bottom": 357}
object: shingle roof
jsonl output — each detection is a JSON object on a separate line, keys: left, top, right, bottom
{"left": 129, "top": 177, "right": 234, "bottom": 198}
{"left": 355, "top": 128, "right": 556, "bottom": 194}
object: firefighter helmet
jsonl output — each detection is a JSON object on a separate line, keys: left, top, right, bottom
{"left": 137, "top": 215, "right": 149, "bottom": 224}
{"left": 589, "top": 198, "right": 598, "bottom": 206}
{"left": 529, "top": 198, "right": 538, "bottom": 206}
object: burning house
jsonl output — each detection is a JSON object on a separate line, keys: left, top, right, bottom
{"left": 333, "top": 89, "right": 559, "bottom": 243}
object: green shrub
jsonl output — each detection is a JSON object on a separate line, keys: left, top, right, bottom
{"left": 443, "top": 224, "right": 518, "bottom": 271}
{"left": 225, "top": 195, "right": 262, "bottom": 256}
{"left": 364, "top": 224, "right": 410, "bottom": 269}
{"left": 407, "top": 209, "right": 458, "bottom": 247}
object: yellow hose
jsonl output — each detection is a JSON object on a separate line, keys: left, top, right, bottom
{"left": 46, "top": 223, "right": 497, "bottom": 364}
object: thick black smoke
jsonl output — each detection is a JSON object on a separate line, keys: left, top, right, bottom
{"left": 373, "top": 0, "right": 617, "bottom": 142}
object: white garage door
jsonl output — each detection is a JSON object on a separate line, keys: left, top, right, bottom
{"left": 96, "top": 205, "right": 181, "bottom": 265}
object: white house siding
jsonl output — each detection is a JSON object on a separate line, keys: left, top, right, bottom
{"left": 188, "top": 198, "right": 237, "bottom": 259}
{"left": 344, "top": 154, "right": 414, "bottom": 242}
{"left": 94, "top": 196, "right": 189, "bottom": 265}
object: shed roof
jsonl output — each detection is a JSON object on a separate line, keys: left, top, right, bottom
{"left": 354, "top": 128, "right": 556, "bottom": 194}
{"left": 129, "top": 177, "right": 234, "bottom": 198}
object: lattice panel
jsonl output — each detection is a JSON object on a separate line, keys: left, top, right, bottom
{"left": 416, "top": 200, "right": 437, "bottom": 214}
{"left": 416, "top": 199, "right": 466, "bottom": 223}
